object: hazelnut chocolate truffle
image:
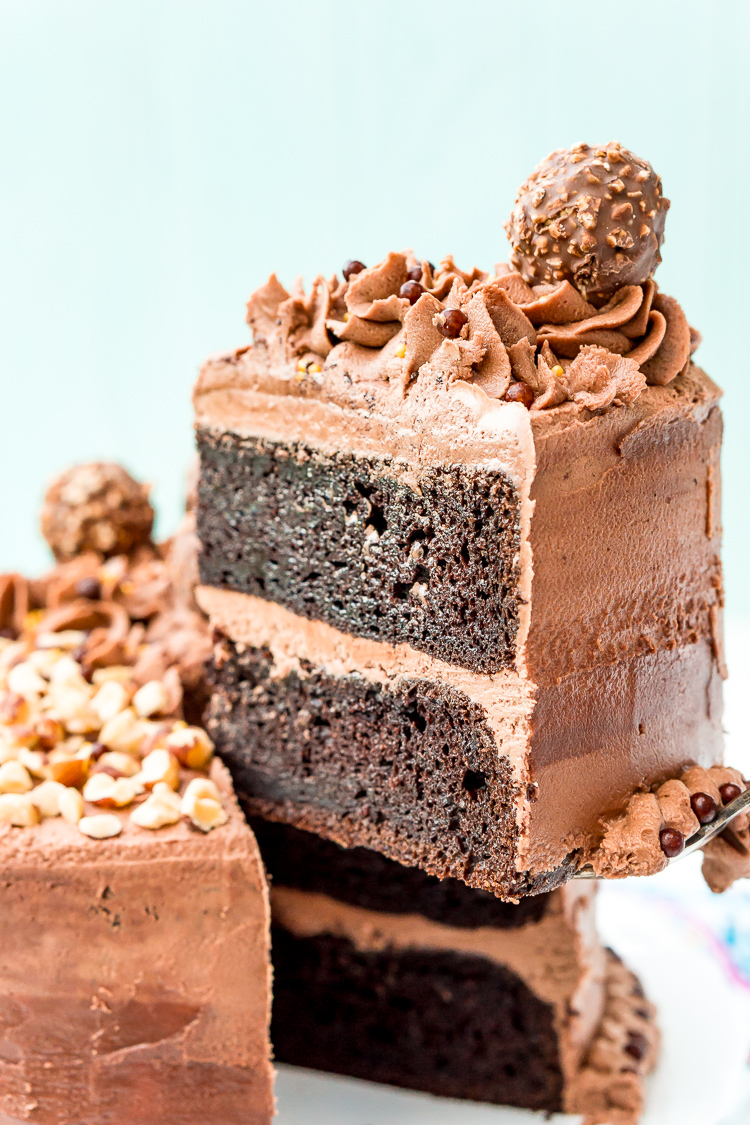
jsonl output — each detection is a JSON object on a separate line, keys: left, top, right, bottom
{"left": 505, "top": 142, "right": 670, "bottom": 300}
{"left": 41, "top": 461, "right": 155, "bottom": 561}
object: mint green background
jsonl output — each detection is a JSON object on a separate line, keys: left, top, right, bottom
{"left": 1, "top": 0, "right": 748, "bottom": 615}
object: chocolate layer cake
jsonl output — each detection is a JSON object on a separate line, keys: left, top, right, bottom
{"left": 0, "top": 465, "right": 274, "bottom": 1125}
{"left": 195, "top": 143, "right": 725, "bottom": 896}
{"left": 257, "top": 820, "right": 658, "bottom": 1124}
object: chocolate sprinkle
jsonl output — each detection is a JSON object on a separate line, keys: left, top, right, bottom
{"left": 343, "top": 259, "right": 366, "bottom": 281}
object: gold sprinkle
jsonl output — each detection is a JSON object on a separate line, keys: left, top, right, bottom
{"left": 395, "top": 344, "right": 406, "bottom": 359}
{"left": 552, "top": 365, "right": 565, "bottom": 378}
{"left": 296, "top": 359, "right": 306, "bottom": 372}
{"left": 343, "top": 312, "right": 351, "bottom": 322}
{"left": 308, "top": 363, "right": 322, "bottom": 374}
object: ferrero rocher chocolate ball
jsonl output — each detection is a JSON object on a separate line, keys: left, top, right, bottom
{"left": 41, "top": 462, "right": 154, "bottom": 561}
{"left": 505, "top": 142, "right": 670, "bottom": 301}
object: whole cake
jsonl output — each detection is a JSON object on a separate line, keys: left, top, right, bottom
{"left": 256, "top": 819, "right": 658, "bottom": 1124}
{"left": 0, "top": 466, "right": 274, "bottom": 1125}
{"left": 194, "top": 142, "right": 725, "bottom": 897}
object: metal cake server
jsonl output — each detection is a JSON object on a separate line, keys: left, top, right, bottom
{"left": 574, "top": 785, "right": 750, "bottom": 879}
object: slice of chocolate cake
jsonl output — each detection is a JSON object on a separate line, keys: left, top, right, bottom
{"left": 195, "top": 143, "right": 725, "bottom": 897}
{"left": 0, "top": 465, "right": 274, "bottom": 1125}
{"left": 256, "top": 820, "right": 658, "bottom": 1125}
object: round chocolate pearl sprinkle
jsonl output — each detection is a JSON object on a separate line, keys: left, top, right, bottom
{"left": 690, "top": 791, "right": 718, "bottom": 825}
{"left": 436, "top": 307, "right": 469, "bottom": 339}
{"left": 343, "top": 259, "right": 366, "bottom": 281}
{"left": 406, "top": 265, "right": 424, "bottom": 282}
{"left": 399, "top": 280, "right": 424, "bottom": 305}
{"left": 504, "top": 382, "right": 535, "bottom": 409}
{"left": 659, "top": 827, "right": 685, "bottom": 858}
{"left": 719, "top": 782, "right": 743, "bottom": 805}
{"left": 624, "top": 1031, "right": 649, "bottom": 1062}
{"left": 75, "top": 576, "right": 102, "bottom": 601}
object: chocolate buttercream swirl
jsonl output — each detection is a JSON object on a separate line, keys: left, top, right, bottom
{"left": 246, "top": 249, "right": 698, "bottom": 412}
{"left": 584, "top": 765, "right": 749, "bottom": 893}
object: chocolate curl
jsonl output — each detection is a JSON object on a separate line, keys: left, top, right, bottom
{"left": 346, "top": 252, "right": 409, "bottom": 320}
{"left": 464, "top": 293, "right": 511, "bottom": 398}
{"left": 0, "top": 573, "right": 30, "bottom": 635}
{"left": 403, "top": 294, "right": 444, "bottom": 376}
{"left": 566, "top": 346, "right": 645, "bottom": 411}
{"left": 245, "top": 274, "right": 290, "bottom": 340}
{"left": 640, "top": 293, "right": 691, "bottom": 385}
{"left": 44, "top": 553, "right": 102, "bottom": 609}
{"left": 42, "top": 599, "right": 130, "bottom": 670}
{"left": 519, "top": 280, "right": 596, "bottom": 326}
{"left": 481, "top": 281, "right": 537, "bottom": 348}
{"left": 117, "top": 556, "right": 173, "bottom": 620}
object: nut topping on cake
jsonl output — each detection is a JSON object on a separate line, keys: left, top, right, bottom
{"left": 0, "top": 463, "right": 227, "bottom": 842}
{"left": 505, "top": 142, "right": 670, "bottom": 301}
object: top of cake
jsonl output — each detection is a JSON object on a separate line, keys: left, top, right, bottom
{"left": 229, "top": 142, "right": 697, "bottom": 422}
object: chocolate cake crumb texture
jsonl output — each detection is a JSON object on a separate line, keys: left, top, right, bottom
{"left": 197, "top": 433, "right": 521, "bottom": 674}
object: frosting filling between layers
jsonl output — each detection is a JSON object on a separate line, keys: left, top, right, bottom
{"left": 200, "top": 588, "right": 723, "bottom": 878}
{"left": 271, "top": 882, "right": 603, "bottom": 1074}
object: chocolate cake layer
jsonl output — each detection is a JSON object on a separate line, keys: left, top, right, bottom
{"left": 270, "top": 927, "right": 563, "bottom": 1109}
{"left": 202, "top": 588, "right": 721, "bottom": 892}
{"left": 266, "top": 863, "right": 658, "bottom": 1123}
{"left": 195, "top": 359, "right": 723, "bottom": 685}
{"left": 0, "top": 763, "right": 274, "bottom": 1125}
{"left": 209, "top": 635, "right": 534, "bottom": 894}
{"left": 251, "top": 817, "right": 550, "bottom": 928}
{"left": 197, "top": 433, "right": 520, "bottom": 674}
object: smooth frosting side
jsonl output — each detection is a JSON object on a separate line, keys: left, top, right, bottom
{"left": 271, "top": 880, "right": 603, "bottom": 1081}
{"left": 0, "top": 759, "right": 274, "bottom": 1124}
{"left": 526, "top": 363, "right": 723, "bottom": 684}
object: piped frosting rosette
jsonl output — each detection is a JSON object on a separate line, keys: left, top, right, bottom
{"left": 246, "top": 250, "right": 698, "bottom": 414}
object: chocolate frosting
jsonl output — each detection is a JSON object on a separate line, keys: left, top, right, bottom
{"left": 244, "top": 249, "right": 696, "bottom": 413}
{"left": 505, "top": 142, "right": 669, "bottom": 301}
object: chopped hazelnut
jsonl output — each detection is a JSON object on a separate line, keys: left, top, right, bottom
{"left": 137, "top": 748, "right": 180, "bottom": 791}
{"left": 98, "top": 708, "right": 144, "bottom": 754}
{"left": 82, "top": 772, "right": 139, "bottom": 808}
{"left": 78, "top": 812, "right": 122, "bottom": 839}
{"left": 165, "top": 725, "right": 214, "bottom": 770}
{"left": 90, "top": 680, "right": 130, "bottom": 724}
{"left": 48, "top": 754, "right": 89, "bottom": 789}
{"left": 0, "top": 791, "right": 40, "bottom": 827}
{"left": 31, "top": 779, "right": 68, "bottom": 818}
{"left": 133, "top": 679, "right": 170, "bottom": 718}
{"left": 130, "top": 783, "right": 182, "bottom": 829}
{"left": 18, "top": 747, "right": 48, "bottom": 779}
{"left": 94, "top": 751, "right": 141, "bottom": 778}
{"left": 7, "top": 662, "right": 47, "bottom": 700}
{"left": 181, "top": 777, "right": 228, "bottom": 832}
{"left": 0, "top": 759, "right": 34, "bottom": 794}
{"left": 59, "top": 786, "right": 84, "bottom": 824}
